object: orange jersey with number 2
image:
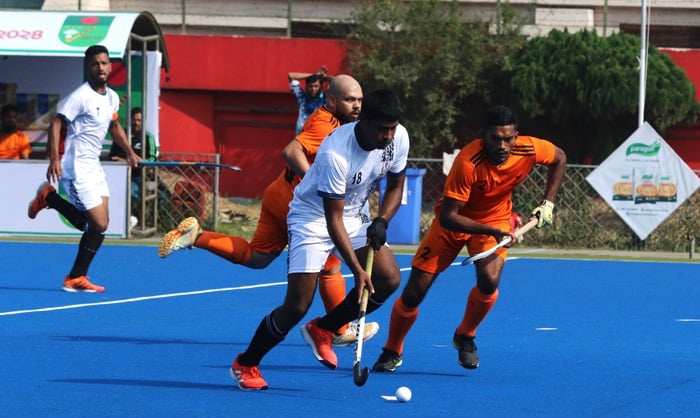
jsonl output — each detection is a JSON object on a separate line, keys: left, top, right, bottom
{"left": 439, "top": 135, "right": 557, "bottom": 224}
{"left": 411, "top": 135, "right": 557, "bottom": 275}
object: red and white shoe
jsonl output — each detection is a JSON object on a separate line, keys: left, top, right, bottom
{"left": 300, "top": 318, "right": 337, "bottom": 369}
{"left": 230, "top": 354, "right": 268, "bottom": 390}
{"left": 62, "top": 276, "right": 105, "bottom": 293}
{"left": 28, "top": 181, "right": 55, "bottom": 219}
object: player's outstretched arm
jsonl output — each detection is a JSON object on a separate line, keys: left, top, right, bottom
{"left": 281, "top": 139, "right": 310, "bottom": 178}
{"left": 542, "top": 146, "right": 567, "bottom": 203}
{"left": 531, "top": 146, "right": 567, "bottom": 229}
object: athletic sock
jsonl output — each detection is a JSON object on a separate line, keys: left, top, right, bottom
{"left": 455, "top": 286, "right": 499, "bottom": 337}
{"left": 195, "top": 232, "right": 252, "bottom": 264}
{"left": 68, "top": 228, "right": 105, "bottom": 278}
{"left": 318, "top": 287, "right": 384, "bottom": 332}
{"left": 318, "top": 271, "right": 348, "bottom": 334}
{"left": 384, "top": 296, "right": 419, "bottom": 355}
{"left": 46, "top": 192, "right": 86, "bottom": 231}
{"left": 238, "top": 312, "right": 287, "bottom": 366}
{"left": 317, "top": 287, "right": 359, "bottom": 332}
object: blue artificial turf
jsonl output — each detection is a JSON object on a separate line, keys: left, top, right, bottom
{"left": 1, "top": 242, "right": 698, "bottom": 417}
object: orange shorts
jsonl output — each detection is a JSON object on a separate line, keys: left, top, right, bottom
{"left": 249, "top": 178, "right": 342, "bottom": 271}
{"left": 249, "top": 179, "right": 292, "bottom": 254}
{"left": 411, "top": 217, "right": 511, "bottom": 274}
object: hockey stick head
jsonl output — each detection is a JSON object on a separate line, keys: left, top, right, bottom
{"left": 353, "top": 363, "right": 370, "bottom": 387}
{"left": 460, "top": 217, "right": 540, "bottom": 266}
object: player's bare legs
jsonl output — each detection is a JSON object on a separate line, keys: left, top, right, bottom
{"left": 160, "top": 219, "right": 378, "bottom": 344}
{"left": 374, "top": 266, "right": 436, "bottom": 372}
{"left": 302, "top": 246, "right": 401, "bottom": 369}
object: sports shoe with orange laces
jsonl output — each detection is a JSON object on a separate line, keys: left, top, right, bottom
{"left": 28, "top": 181, "right": 56, "bottom": 219}
{"left": 332, "top": 321, "right": 380, "bottom": 347}
{"left": 230, "top": 354, "right": 268, "bottom": 390}
{"left": 62, "top": 276, "right": 105, "bottom": 293}
{"left": 158, "top": 217, "right": 203, "bottom": 258}
{"left": 300, "top": 317, "right": 337, "bottom": 369}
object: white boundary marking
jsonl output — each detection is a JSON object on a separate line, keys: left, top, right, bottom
{"left": 0, "top": 281, "right": 287, "bottom": 317}
{"left": 0, "top": 257, "right": 520, "bottom": 318}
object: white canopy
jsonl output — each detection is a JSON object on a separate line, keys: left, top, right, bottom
{"left": 0, "top": 10, "right": 169, "bottom": 69}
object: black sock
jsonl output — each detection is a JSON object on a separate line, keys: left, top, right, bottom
{"left": 318, "top": 288, "right": 385, "bottom": 332}
{"left": 318, "top": 288, "right": 360, "bottom": 332}
{"left": 46, "top": 192, "right": 87, "bottom": 231}
{"left": 68, "top": 228, "right": 105, "bottom": 278}
{"left": 238, "top": 311, "right": 287, "bottom": 366}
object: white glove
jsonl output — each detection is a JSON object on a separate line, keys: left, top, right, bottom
{"left": 530, "top": 200, "right": 554, "bottom": 229}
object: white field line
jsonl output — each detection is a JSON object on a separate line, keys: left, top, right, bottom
{"left": 0, "top": 262, "right": 479, "bottom": 317}
{"left": 0, "top": 281, "right": 287, "bottom": 317}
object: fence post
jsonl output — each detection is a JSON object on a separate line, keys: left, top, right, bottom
{"left": 689, "top": 233, "right": 696, "bottom": 259}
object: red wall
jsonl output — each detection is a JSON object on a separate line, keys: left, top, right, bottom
{"left": 660, "top": 49, "right": 700, "bottom": 170}
{"left": 161, "top": 34, "right": 347, "bottom": 93}
{"left": 660, "top": 49, "right": 700, "bottom": 102}
{"left": 156, "top": 36, "right": 700, "bottom": 198}
{"left": 158, "top": 34, "right": 348, "bottom": 197}
{"left": 159, "top": 91, "right": 216, "bottom": 154}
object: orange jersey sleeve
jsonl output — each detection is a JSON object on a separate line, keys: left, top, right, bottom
{"left": 294, "top": 105, "right": 340, "bottom": 164}
{"left": 441, "top": 135, "right": 556, "bottom": 223}
{"left": 277, "top": 105, "right": 341, "bottom": 188}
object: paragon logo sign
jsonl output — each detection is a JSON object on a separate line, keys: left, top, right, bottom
{"left": 626, "top": 140, "right": 661, "bottom": 157}
{"left": 59, "top": 15, "right": 114, "bottom": 47}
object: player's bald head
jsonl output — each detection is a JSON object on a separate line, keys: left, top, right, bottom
{"left": 328, "top": 74, "right": 361, "bottom": 97}
{"left": 326, "top": 74, "right": 362, "bottom": 123}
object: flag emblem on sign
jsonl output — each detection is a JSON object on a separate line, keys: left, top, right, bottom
{"left": 59, "top": 15, "right": 114, "bottom": 47}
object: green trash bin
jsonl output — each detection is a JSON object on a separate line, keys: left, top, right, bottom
{"left": 378, "top": 168, "right": 426, "bottom": 244}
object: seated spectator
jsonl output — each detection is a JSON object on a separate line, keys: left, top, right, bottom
{"left": 0, "top": 104, "right": 31, "bottom": 159}
{"left": 108, "top": 107, "right": 157, "bottom": 201}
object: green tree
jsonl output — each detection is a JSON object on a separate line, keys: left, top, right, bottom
{"left": 346, "top": 0, "right": 522, "bottom": 157}
{"left": 491, "top": 29, "right": 699, "bottom": 163}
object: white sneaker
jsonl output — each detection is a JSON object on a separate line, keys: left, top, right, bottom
{"left": 158, "top": 217, "right": 202, "bottom": 258}
{"left": 332, "top": 321, "right": 380, "bottom": 346}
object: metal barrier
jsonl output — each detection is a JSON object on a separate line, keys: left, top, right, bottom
{"left": 134, "top": 152, "right": 222, "bottom": 234}
{"left": 148, "top": 154, "right": 698, "bottom": 254}
{"left": 407, "top": 158, "right": 700, "bottom": 253}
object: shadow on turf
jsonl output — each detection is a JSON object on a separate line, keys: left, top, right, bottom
{"left": 51, "top": 378, "right": 237, "bottom": 392}
{"left": 53, "top": 336, "right": 467, "bottom": 379}
{"left": 0, "top": 285, "right": 64, "bottom": 292}
{"left": 52, "top": 335, "right": 247, "bottom": 346}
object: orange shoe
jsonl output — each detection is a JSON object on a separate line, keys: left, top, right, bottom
{"left": 300, "top": 318, "right": 338, "bottom": 369}
{"left": 230, "top": 354, "right": 268, "bottom": 390}
{"left": 28, "top": 181, "right": 56, "bottom": 219}
{"left": 158, "top": 217, "right": 202, "bottom": 258}
{"left": 62, "top": 276, "right": 105, "bottom": 293}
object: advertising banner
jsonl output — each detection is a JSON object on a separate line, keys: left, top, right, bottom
{"left": 0, "top": 160, "right": 128, "bottom": 238}
{"left": 586, "top": 122, "right": 700, "bottom": 240}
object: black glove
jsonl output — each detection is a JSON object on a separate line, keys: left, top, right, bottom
{"left": 366, "top": 217, "right": 388, "bottom": 251}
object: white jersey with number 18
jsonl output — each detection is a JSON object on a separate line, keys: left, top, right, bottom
{"left": 288, "top": 121, "right": 409, "bottom": 225}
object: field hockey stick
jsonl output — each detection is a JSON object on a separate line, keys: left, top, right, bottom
{"left": 138, "top": 161, "right": 242, "bottom": 171}
{"left": 461, "top": 217, "right": 538, "bottom": 265}
{"left": 353, "top": 247, "right": 374, "bottom": 387}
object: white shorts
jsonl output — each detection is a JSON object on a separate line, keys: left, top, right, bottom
{"left": 287, "top": 217, "right": 368, "bottom": 274}
{"left": 61, "top": 165, "right": 109, "bottom": 211}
